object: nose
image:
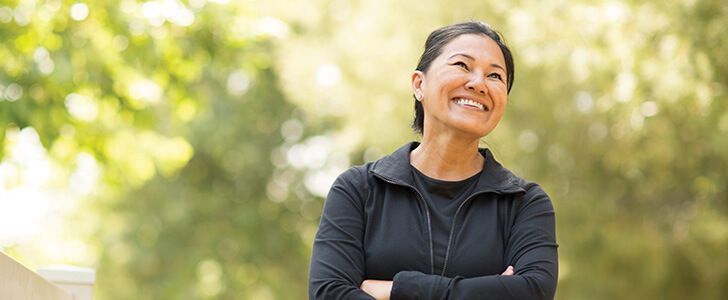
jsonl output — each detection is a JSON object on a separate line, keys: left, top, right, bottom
{"left": 465, "top": 74, "right": 487, "bottom": 95}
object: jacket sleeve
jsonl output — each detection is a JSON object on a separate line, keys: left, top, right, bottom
{"left": 390, "top": 182, "right": 558, "bottom": 300}
{"left": 308, "top": 167, "right": 375, "bottom": 300}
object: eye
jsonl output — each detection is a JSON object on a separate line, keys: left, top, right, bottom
{"left": 488, "top": 73, "right": 504, "bottom": 81}
{"left": 453, "top": 61, "right": 469, "bottom": 70}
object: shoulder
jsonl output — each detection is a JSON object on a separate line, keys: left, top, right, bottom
{"left": 510, "top": 176, "right": 554, "bottom": 216}
{"left": 332, "top": 162, "right": 374, "bottom": 190}
{"left": 515, "top": 177, "right": 548, "bottom": 198}
{"left": 322, "top": 164, "right": 376, "bottom": 214}
{"left": 480, "top": 151, "right": 552, "bottom": 210}
{"left": 329, "top": 142, "right": 412, "bottom": 195}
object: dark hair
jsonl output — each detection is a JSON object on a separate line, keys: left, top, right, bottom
{"left": 412, "top": 21, "right": 515, "bottom": 134}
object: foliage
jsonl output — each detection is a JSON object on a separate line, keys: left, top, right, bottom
{"left": 264, "top": 0, "right": 728, "bottom": 299}
{"left": 2, "top": 0, "right": 310, "bottom": 298}
{"left": 1, "top": 0, "right": 727, "bottom": 299}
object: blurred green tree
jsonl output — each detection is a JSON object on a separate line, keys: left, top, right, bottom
{"left": 2, "top": 0, "right": 727, "bottom": 299}
{"left": 263, "top": 0, "right": 728, "bottom": 299}
{"left": 1, "top": 0, "right": 311, "bottom": 298}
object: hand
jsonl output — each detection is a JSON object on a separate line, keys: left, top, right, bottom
{"left": 501, "top": 265, "right": 514, "bottom": 276}
{"left": 360, "top": 279, "right": 393, "bottom": 300}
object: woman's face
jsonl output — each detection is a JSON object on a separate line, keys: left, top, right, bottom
{"left": 412, "top": 33, "right": 508, "bottom": 139}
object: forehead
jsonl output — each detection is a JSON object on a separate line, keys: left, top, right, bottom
{"left": 439, "top": 34, "right": 505, "bottom": 65}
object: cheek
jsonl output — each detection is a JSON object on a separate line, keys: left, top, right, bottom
{"left": 489, "top": 84, "right": 508, "bottom": 102}
{"left": 489, "top": 88, "right": 508, "bottom": 115}
{"left": 432, "top": 71, "right": 465, "bottom": 88}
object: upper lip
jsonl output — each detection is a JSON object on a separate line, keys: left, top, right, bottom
{"left": 451, "top": 95, "right": 490, "bottom": 111}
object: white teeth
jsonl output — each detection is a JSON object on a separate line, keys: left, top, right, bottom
{"left": 454, "top": 98, "right": 486, "bottom": 111}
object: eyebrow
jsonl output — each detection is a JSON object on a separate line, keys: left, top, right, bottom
{"left": 449, "top": 53, "right": 506, "bottom": 72}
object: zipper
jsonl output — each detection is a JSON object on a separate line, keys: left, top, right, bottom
{"left": 372, "top": 170, "right": 525, "bottom": 276}
{"left": 440, "top": 191, "right": 487, "bottom": 276}
{"left": 440, "top": 188, "right": 521, "bottom": 275}
{"left": 370, "top": 172, "right": 436, "bottom": 275}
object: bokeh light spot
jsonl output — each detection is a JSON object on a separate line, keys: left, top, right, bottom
{"left": 519, "top": 130, "right": 539, "bottom": 152}
{"left": 316, "top": 64, "right": 341, "bottom": 87}
{"left": 574, "top": 91, "right": 593, "bottom": 113}
{"left": 641, "top": 101, "right": 658, "bottom": 117}
{"left": 0, "top": 7, "right": 12, "bottom": 23}
{"left": 4, "top": 83, "right": 23, "bottom": 102}
{"left": 64, "top": 93, "right": 99, "bottom": 121}
{"left": 129, "top": 79, "right": 163, "bottom": 103}
{"left": 70, "top": 3, "right": 89, "bottom": 21}
{"left": 227, "top": 70, "right": 250, "bottom": 96}
{"left": 281, "top": 119, "right": 303, "bottom": 142}
{"left": 112, "top": 35, "right": 129, "bottom": 51}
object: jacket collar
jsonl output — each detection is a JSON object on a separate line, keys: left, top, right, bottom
{"left": 370, "top": 142, "right": 525, "bottom": 194}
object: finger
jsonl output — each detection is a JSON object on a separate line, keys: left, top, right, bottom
{"left": 504, "top": 266, "right": 514, "bottom": 275}
{"left": 501, "top": 265, "right": 514, "bottom": 276}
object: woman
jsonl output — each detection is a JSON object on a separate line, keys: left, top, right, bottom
{"left": 308, "top": 21, "right": 558, "bottom": 300}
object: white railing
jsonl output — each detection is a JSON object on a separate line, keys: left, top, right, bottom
{"left": 0, "top": 251, "right": 95, "bottom": 300}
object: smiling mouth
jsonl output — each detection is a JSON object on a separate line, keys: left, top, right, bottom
{"left": 452, "top": 98, "right": 488, "bottom": 111}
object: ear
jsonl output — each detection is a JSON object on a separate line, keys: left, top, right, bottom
{"left": 411, "top": 70, "right": 424, "bottom": 101}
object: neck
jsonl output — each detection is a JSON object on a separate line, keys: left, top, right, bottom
{"left": 410, "top": 131, "right": 484, "bottom": 181}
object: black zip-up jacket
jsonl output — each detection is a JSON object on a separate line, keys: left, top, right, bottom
{"left": 309, "top": 142, "right": 558, "bottom": 299}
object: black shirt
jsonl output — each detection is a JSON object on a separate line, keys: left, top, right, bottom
{"left": 410, "top": 166, "right": 480, "bottom": 275}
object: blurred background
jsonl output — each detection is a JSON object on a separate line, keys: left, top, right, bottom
{"left": 1, "top": 0, "right": 726, "bottom": 299}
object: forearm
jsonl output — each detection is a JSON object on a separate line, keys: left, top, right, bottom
{"left": 390, "top": 269, "right": 556, "bottom": 300}
{"left": 310, "top": 278, "right": 376, "bottom": 300}
{"left": 364, "top": 266, "right": 516, "bottom": 300}
{"left": 388, "top": 229, "right": 558, "bottom": 300}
